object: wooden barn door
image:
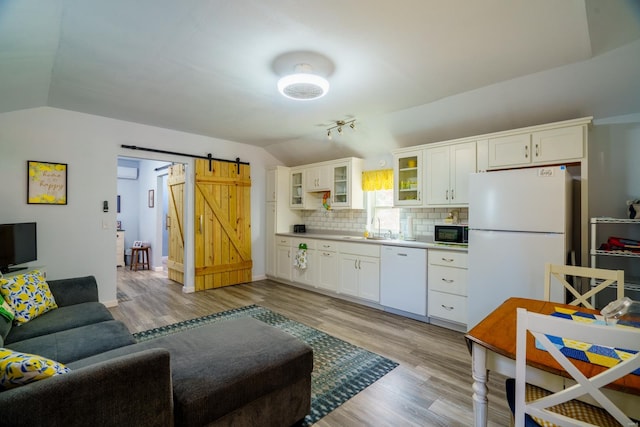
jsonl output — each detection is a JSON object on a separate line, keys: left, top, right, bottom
{"left": 194, "top": 159, "right": 252, "bottom": 290}
{"left": 167, "top": 164, "right": 185, "bottom": 284}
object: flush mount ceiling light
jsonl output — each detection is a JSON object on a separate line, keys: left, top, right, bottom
{"left": 326, "top": 119, "right": 356, "bottom": 140}
{"left": 277, "top": 63, "right": 330, "bottom": 101}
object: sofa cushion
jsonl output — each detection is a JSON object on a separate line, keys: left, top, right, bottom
{"left": 69, "top": 317, "right": 313, "bottom": 426}
{"left": 4, "top": 302, "right": 114, "bottom": 345}
{"left": 8, "top": 320, "right": 136, "bottom": 364}
{"left": 47, "top": 276, "right": 99, "bottom": 307}
{"left": 0, "top": 270, "right": 57, "bottom": 324}
{"left": 0, "top": 348, "right": 70, "bottom": 390}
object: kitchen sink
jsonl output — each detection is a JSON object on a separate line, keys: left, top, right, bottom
{"left": 341, "top": 236, "right": 366, "bottom": 240}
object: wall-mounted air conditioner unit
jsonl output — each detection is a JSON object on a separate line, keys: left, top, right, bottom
{"left": 117, "top": 166, "right": 138, "bottom": 180}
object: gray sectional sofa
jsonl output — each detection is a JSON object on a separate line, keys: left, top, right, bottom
{"left": 0, "top": 276, "right": 313, "bottom": 427}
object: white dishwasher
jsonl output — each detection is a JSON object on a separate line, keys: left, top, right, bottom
{"left": 380, "top": 245, "right": 427, "bottom": 318}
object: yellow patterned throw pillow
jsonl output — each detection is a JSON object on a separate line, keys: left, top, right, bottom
{"left": 0, "top": 348, "right": 70, "bottom": 390}
{"left": 0, "top": 270, "right": 57, "bottom": 324}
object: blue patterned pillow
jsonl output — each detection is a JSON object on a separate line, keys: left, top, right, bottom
{"left": 0, "top": 348, "right": 70, "bottom": 390}
{"left": 0, "top": 270, "right": 57, "bottom": 324}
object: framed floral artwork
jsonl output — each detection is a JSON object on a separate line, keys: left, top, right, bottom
{"left": 27, "top": 161, "right": 68, "bottom": 205}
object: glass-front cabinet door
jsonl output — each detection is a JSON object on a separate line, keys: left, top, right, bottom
{"left": 393, "top": 150, "right": 423, "bottom": 206}
{"left": 290, "top": 169, "right": 305, "bottom": 208}
{"left": 332, "top": 162, "right": 349, "bottom": 207}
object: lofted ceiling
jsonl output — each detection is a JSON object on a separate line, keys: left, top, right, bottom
{"left": 1, "top": 0, "right": 640, "bottom": 166}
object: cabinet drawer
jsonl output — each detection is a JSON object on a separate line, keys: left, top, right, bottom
{"left": 292, "top": 238, "right": 316, "bottom": 250}
{"left": 429, "top": 291, "right": 467, "bottom": 324}
{"left": 428, "top": 265, "right": 467, "bottom": 296}
{"left": 316, "top": 240, "right": 337, "bottom": 252}
{"left": 428, "top": 250, "right": 467, "bottom": 268}
{"left": 276, "top": 237, "right": 292, "bottom": 246}
{"left": 339, "top": 242, "right": 380, "bottom": 258}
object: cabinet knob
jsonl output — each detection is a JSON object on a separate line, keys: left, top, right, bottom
{"left": 441, "top": 304, "right": 455, "bottom": 311}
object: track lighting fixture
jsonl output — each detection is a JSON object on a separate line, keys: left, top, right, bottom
{"left": 326, "top": 119, "right": 356, "bottom": 140}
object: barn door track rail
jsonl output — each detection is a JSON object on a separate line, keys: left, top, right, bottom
{"left": 121, "top": 144, "right": 249, "bottom": 173}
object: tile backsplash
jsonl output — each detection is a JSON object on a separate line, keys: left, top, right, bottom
{"left": 301, "top": 207, "right": 468, "bottom": 238}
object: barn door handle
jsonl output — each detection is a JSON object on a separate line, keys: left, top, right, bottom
{"left": 166, "top": 215, "right": 170, "bottom": 229}
{"left": 199, "top": 215, "right": 203, "bottom": 234}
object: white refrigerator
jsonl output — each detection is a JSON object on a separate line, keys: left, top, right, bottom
{"left": 467, "top": 166, "right": 572, "bottom": 330}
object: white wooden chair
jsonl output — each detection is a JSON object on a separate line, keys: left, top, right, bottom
{"left": 544, "top": 263, "right": 624, "bottom": 309}
{"left": 512, "top": 307, "right": 640, "bottom": 427}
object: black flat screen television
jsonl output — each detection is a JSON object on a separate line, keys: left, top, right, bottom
{"left": 0, "top": 222, "right": 37, "bottom": 274}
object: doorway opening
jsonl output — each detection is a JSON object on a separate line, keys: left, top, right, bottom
{"left": 116, "top": 156, "right": 188, "bottom": 297}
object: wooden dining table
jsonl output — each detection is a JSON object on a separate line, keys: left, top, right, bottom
{"left": 464, "top": 297, "right": 640, "bottom": 427}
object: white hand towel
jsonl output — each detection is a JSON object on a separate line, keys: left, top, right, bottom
{"left": 294, "top": 249, "right": 307, "bottom": 269}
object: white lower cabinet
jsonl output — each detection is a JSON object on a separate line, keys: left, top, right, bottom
{"left": 338, "top": 243, "right": 380, "bottom": 302}
{"left": 316, "top": 241, "right": 338, "bottom": 292}
{"left": 428, "top": 249, "right": 468, "bottom": 329}
{"left": 275, "top": 237, "right": 292, "bottom": 281}
{"left": 291, "top": 238, "right": 316, "bottom": 286}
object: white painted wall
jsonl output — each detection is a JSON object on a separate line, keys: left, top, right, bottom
{"left": 589, "top": 120, "right": 640, "bottom": 219}
{"left": 0, "top": 107, "right": 282, "bottom": 303}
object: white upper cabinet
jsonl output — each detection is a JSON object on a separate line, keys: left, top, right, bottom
{"left": 476, "top": 139, "right": 489, "bottom": 173}
{"left": 487, "top": 133, "right": 532, "bottom": 168}
{"left": 425, "top": 142, "right": 476, "bottom": 206}
{"left": 425, "top": 146, "right": 450, "bottom": 205}
{"left": 289, "top": 169, "right": 306, "bottom": 209}
{"left": 331, "top": 159, "right": 364, "bottom": 209}
{"left": 531, "top": 125, "right": 583, "bottom": 163}
{"left": 450, "top": 142, "right": 477, "bottom": 205}
{"left": 304, "top": 165, "right": 331, "bottom": 191}
{"left": 289, "top": 157, "right": 363, "bottom": 210}
{"left": 488, "top": 123, "right": 585, "bottom": 169}
{"left": 393, "top": 150, "right": 423, "bottom": 206}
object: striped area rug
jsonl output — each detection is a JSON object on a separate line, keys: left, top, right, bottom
{"left": 133, "top": 304, "right": 399, "bottom": 426}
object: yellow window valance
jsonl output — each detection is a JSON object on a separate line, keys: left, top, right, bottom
{"left": 362, "top": 169, "right": 393, "bottom": 191}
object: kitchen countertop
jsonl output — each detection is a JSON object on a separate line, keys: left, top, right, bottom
{"left": 275, "top": 231, "right": 468, "bottom": 252}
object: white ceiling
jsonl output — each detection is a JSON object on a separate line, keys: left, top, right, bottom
{"left": 1, "top": 0, "right": 640, "bottom": 166}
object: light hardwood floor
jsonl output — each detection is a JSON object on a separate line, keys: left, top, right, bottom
{"left": 111, "top": 268, "right": 511, "bottom": 427}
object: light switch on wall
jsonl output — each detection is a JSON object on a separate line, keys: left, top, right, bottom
{"left": 102, "top": 220, "right": 109, "bottom": 230}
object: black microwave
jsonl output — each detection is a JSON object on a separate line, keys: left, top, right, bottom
{"left": 434, "top": 224, "right": 468, "bottom": 244}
